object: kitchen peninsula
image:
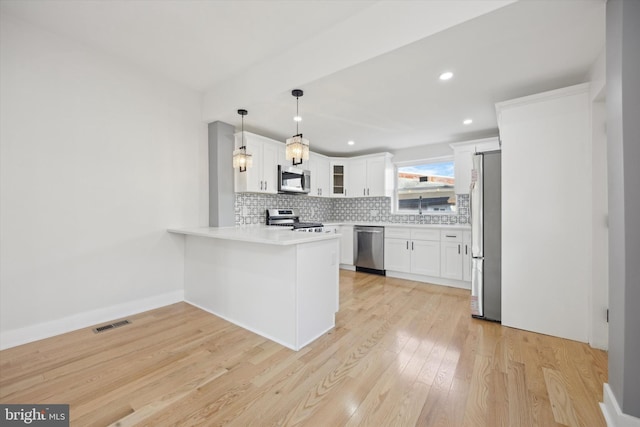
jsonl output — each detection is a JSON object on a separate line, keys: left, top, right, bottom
{"left": 168, "top": 226, "right": 340, "bottom": 351}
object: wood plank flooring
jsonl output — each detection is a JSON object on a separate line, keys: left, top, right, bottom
{"left": 0, "top": 271, "right": 608, "bottom": 426}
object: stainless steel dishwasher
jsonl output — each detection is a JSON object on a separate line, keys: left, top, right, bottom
{"left": 354, "top": 226, "right": 385, "bottom": 275}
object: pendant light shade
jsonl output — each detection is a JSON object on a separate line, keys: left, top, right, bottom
{"left": 233, "top": 109, "right": 252, "bottom": 172}
{"left": 285, "top": 89, "right": 310, "bottom": 166}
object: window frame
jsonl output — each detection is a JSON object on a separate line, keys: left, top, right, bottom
{"left": 393, "top": 156, "right": 457, "bottom": 215}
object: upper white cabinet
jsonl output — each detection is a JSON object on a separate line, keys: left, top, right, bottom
{"left": 234, "top": 132, "right": 279, "bottom": 194}
{"left": 308, "top": 152, "right": 331, "bottom": 197}
{"left": 231, "top": 130, "right": 393, "bottom": 199}
{"left": 450, "top": 137, "right": 500, "bottom": 194}
{"left": 329, "top": 160, "right": 348, "bottom": 197}
{"left": 346, "top": 153, "right": 393, "bottom": 197}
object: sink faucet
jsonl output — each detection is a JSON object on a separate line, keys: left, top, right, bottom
{"left": 418, "top": 196, "right": 423, "bottom": 215}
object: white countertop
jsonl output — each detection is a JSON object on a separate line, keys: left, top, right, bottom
{"left": 168, "top": 226, "right": 340, "bottom": 246}
{"left": 323, "top": 222, "right": 470, "bottom": 230}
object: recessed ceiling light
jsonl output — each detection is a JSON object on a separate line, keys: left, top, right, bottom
{"left": 293, "top": 115, "right": 302, "bottom": 122}
{"left": 347, "top": 140, "right": 355, "bottom": 146}
{"left": 463, "top": 119, "right": 473, "bottom": 125}
{"left": 439, "top": 71, "right": 453, "bottom": 81}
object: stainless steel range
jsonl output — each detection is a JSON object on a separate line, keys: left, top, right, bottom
{"left": 266, "top": 209, "right": 326, "bottom": 233}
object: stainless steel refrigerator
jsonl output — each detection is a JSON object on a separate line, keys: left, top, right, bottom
{"left": 470, "top": 150, "right": 501, "bottom": 322}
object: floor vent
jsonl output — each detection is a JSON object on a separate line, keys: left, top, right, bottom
{"left": 93, "top": 319, "right": 131, "bottom": 333}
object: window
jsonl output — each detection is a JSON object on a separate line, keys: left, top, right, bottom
{"left": 396, "top": 159, "right": 456, "bottom": 213}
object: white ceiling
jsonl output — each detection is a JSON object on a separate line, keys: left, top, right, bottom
{"left": 1, "top": 0, "right": 605, "bottom": 156}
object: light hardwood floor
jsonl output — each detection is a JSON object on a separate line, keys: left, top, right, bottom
{"left": 0, "top": 271, "right": 607, "bottom": 426}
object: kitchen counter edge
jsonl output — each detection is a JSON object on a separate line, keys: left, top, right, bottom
{"left": 323, "top": 222, "right": 470, "bottom": 229}
{"left": 168, "top": 226, "right": 340, "bottom": 246}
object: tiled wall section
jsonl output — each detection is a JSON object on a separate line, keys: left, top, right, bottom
{"left": 331, "top": 194, "right": 469, "bottom": 225}
{"left": 235, "top": 193, "right": 334, "bottom": 225}
{"left": 235, "top": 193, "right": 470, "bottom": 226}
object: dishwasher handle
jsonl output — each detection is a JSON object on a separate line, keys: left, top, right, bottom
{"left": 355, "top": 229, "right": 384, "bottom": 233}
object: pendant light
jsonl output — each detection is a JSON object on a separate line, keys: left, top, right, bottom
{"left": 232, "top": 109, "right": 252, "bottom": 172}
{"left": 285, "top": 89, "right": 310, "bottom": 165}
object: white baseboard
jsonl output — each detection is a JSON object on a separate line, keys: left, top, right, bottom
{"left": 386, "top": 270, "right": 471, "bottom": 290}
{"left": 601, "top": 383, "right": 640, "bottom": 427}
{"left": 0, "top": 290, "right": 184, "bottom": 350}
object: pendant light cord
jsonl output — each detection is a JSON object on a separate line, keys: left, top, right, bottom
{"left": 296, "top": 95, "right": 299, "bottom": 135}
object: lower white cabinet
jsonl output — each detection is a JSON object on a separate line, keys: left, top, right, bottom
{"left": 440, "top": 230, "right": 463, "bottom": 280}
{"left": 411, "top": 240, "right": 440, "bottom": 277}
{"left": 384, "top": 238, "right": 412, "bottom": 271}
{"left": 339, "top": 225, "right": 354, "bottom": 265}
{"left": 384, "top": 228, "right": 440, "bottom": 276}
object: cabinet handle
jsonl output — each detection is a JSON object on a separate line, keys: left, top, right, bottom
{"left": 412, "top": 242, "right": 414, "bottom": 250}
{"left": 446, "top": 234, "right": 457, "bottom": 238}
{"left": 406, "top": 241, "right": 409, "bottom": 250}
{"left": 367, "top": 188, "right": 370, "bottom": 196}
{"left": 260, "top": 181, "right": 263, "bottom": 190}
{"left": 363, "top": 188, "right": 366, "bottom": 196}
{"left": 265, "top": 181, "right": 267, "bottom": 191}
{"left": 465, "top": 245, "right": 468, "bottom": 255}
{"left": 345, "top": 188, "right": 347, "bottom": 196}
{"left": 458, "top": 244, "right": 461, "bottom": 254}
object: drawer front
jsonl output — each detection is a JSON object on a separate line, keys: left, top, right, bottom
{"left": 385, "top": 227, "right": 411, "bottom": 239}
{"left": 440, "top": 229, "right": 463, "bottom": 242}
{"left": 411, "top": 229, "right": 440, "bottom": 241}
{"left": 463, "top": 230, "right": 471, "bottom": 242}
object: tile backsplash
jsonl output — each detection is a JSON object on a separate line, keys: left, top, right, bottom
{"left": 235, "top": 193, "right": 470, "bottom": 226}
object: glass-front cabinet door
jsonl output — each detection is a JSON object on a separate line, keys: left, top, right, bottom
{"left": 330, "top": 161, "right": 348, "bottom": 197}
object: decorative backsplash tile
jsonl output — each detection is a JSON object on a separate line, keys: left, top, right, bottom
{"left": 234, "top": 193, "right": 470, "bottom": 226}
{"left": 234, "top": 193, "right": 333, "bottom": 225}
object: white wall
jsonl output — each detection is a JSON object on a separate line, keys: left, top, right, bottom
{"left": 0, "top": 15, "right": 208, "bottom": 348}
{"left": 497, "top": 84, "right": 591, "bottom": 343}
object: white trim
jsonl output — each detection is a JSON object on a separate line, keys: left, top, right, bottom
{"left": 495, "top": 82, "right": 590, "bottom": 114}
{"left": 0, "top": 290, "right": 184, "bottom": 350}
{"left": 393, "top": 155, "right": 454, "bottom": 168}
{"left": 600, "top": 383, "right": 640, "bottom": 427}
{"left": 339, "top": 264, "right": 356, "bottom": 271}
{"left": 386, "top": 270, "right": 471, "bottom": 290}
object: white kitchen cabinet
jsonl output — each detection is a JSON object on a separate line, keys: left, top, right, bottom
{"left": 463, "top": 230, "right": 472, "bottom": 282}
{"left": 440, "top": 230, "right": 463, "bottom": 280}
{"left": 384, "top": 227, "right": 439, "bottom": 276}
{"left": 450, "top": 137, "right": 500, "bottom": 194}
{"left": 411, "top": 240, "right": 441, "bottom": 277}
{"left": 234, "top": 132, "right": 280, "bottom": 194}
{"left": 347, "top": 153, "right": 393, "bottom": 197}
{"left": 338, "top": 225, "right": 354, "bottom": 265}
{"left": 330, "top": 160, "right": 348, "bottom": 197}
{"left": 349, "top": 158, "right": 367, "bottom": 197}
{"left": 309, "top": 152, "right": 331, "bottom": 197}
{"left": 384, "top": 238, "right": 412, "bottom": 272}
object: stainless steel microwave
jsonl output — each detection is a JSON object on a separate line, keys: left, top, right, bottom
{"left": 278, "top": 165, "right": 310, "bottom": 194}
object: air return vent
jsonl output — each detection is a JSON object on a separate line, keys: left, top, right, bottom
{"left": 93, "top": 319, "right": 131, "bottom": 333}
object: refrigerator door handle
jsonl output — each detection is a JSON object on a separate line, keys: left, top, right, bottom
{"left": 470, "top": 153, "right": 484, "bottom": 258}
